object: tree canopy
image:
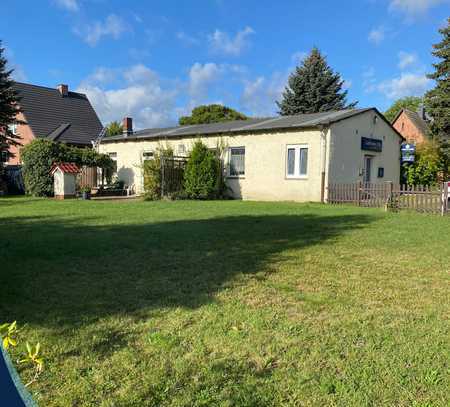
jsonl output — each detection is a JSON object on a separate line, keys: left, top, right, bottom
{"left": 277, "top": 47, "right": 356, "bottom": 115}
{"left": 105, "top": 121, "right": 123, "bottom": 137}
{"left": 0, "top": 40, "right": 22, "bottom": 169}
{"left": 425, "top": 17, "right": 450, "bottom": 143}
{"left": 179, "top": 104, "right": 247, "bottom": 125}
{"left": 384, "top": 96, "right": 422, "bottom": 123}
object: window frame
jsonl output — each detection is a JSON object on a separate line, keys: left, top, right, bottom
{"left": 228, "top": 146, "right": 245, "bottom": 178}
{"left": 285, "top": 144, "right": 309, "bottom": 179}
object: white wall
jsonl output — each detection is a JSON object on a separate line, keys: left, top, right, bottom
{"left": 100, "top": 129, "right": 324, "bottom": 202}
{"left": 327, "top": 110, "right": 401, "bottom": 186}
{"left": 98, "top": 111, "right": 402, "bottom": 202}
{"left": 53, "top": 170, "right": 77, "bottom": 197}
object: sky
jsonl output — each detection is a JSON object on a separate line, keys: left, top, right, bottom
{"left": 1, "top": 0, "right": 449, "bottom": 130}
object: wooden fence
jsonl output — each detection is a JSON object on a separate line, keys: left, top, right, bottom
{"left": 77, "top": 166, "right": 98, "bottom": 188}
{"left": 328, "top": 182, "right": 449, "bottom": 215}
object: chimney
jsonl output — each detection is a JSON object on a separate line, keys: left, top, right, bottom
{"left": 57, "top": 84, "right": 69, "bottom": 97}
{"left": 122, "top": 117, "right": 133, "bottom": 136}
{"left": 417, "top": 104, "right": 426, "bottom": 120}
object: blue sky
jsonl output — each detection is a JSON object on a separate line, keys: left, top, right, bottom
{"left": 1, "top": 0, "right": 448, "bottom": 129}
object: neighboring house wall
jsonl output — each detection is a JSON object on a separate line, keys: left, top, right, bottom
{"left": 392, "top": 111, "right": 426, "bottom": 144}
{"left": 328, "top": 110, "right": 401, "bottom": 186}
{"left": 6, "top": 112, "right": 35, "bottom": 165}
{"left": 99, "top": 111, "right": 401, "bottom": 202}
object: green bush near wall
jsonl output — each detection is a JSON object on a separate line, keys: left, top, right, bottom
{"left": 21, "top": 139, "right": 113, "bottom": 197}
{"left": 183, "top": 141, "right": 222, "bottom": 199}
{"left": 143, "top": 147, "right": 174, "bottom": 200}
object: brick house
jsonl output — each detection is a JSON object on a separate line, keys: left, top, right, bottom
{"left": 2, "top": 82, "right": 103, "bottom": 165}
{"left": 391, "top": 106, "right": 431, "bottom": 145}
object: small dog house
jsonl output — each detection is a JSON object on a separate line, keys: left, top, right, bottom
{"left": 51, "top": 163, "right": 80, "bottom": 199}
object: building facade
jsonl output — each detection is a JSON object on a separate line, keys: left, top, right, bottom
{"left": 99, "top": 108, "right": 403, "bottom": 202}
{"left": 3, "top": 82, "right": 102, "bottom": 165}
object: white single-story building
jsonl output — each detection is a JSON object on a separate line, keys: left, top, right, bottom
{"left": 98, "top": 108, "right": 403, "bottom": 202}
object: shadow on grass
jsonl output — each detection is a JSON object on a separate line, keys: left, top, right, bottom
{"left": 0, "top": 212, "right": 374, "bottom": 328}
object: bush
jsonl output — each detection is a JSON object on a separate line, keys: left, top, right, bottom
{"left": 403, "top": 141, "right": 444, "bottom": 186}
{"left": 183, "top": 141, "right": 222, "bottom": 199}
{"left": 21, "top": 139, "right": 113, "bottom": 197}
{"left": 143, "top": 147, "right": 174, "bottom": 200}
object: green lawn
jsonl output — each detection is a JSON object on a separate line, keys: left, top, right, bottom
{"left": 0, "top": 197, "right": 449, "bottom": 406}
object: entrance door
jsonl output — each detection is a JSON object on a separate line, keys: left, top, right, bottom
{"left": 363, "top": 155, "right": 373, "bottom": 183}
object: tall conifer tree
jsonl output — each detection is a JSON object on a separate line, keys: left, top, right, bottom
{"left": 425, "top": 18, "right": 450, "bottom": 143}
{"left": 0, "top": 40, "right": 22, "bottom": 171}
{"left": 277, "top": 48, "right": 356, "bottom": 115}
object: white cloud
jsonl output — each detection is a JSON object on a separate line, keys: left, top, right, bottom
{"left": 389, "top": 0, "right": 449, "bottom": 17}
{"left": 378, "top": 72, "right": 431, "bottom": 99}
{"left": 362, "top": 67, "right": 377, "bottom": 93}
{"left": 176, "top": 31, "right": 200, "bottom": 46}
{"left": 291, "top": 51, "right": 307, "bottom": 65}
{"left": 208, "top": 26, "right": 255, "bottom": 56}
{"left": 4, "top": 47, "right": 27, "bottom": 82}
{"left": 398, "top": 51, "right": 418, "bottom": 69}
{"left": 342, "top": 79, "right": 352, "bottom": 90}
{"left": 77, "top": 65, "right": 178, "bottom": 129}
{"left": 188, "top": 62, "right": 224, "bottom": 100}
{"left": 54, "top": 0, "right": 79, "bottom": 12}
{"left": 75, "top": 14, "right": 127, "bottom": 47}
{"left": 240, "top": 72, "right": 287, "bottom": 117}
{"left": 368, "top": 26, "right": 386, "bottom": 44}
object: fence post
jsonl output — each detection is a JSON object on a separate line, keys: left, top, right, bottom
{"left": 441, "top": 182, "right": 448, "bottom": 216}
{"left": 357, "top": 181, "right": 362, "bottom": 207}
{"left": 384, "top": 181, "right": 393, "bottom": 212}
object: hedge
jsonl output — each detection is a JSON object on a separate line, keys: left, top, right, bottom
{"left": 21, "top": 139, "right": 113, "bottom": 197}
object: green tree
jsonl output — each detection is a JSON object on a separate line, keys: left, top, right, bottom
{"left": 384, "top": 96, "right": 422, "bottom": 123}
{"left": 403, "top": 142, "right": 442, "bottom": 185}
{"left": 105, "top": 121, "right": 123, "bottom": 137}
{"left": 277, "top": 47, "right": 356, "bottom": 115}
{"left": 183, "top": 141, "right": 221, "bottom": 199}
{"left": 21, "top": 139, "right": 113, "bottom": 196}
{"left": 0, "top": 41, "right": 22, "bottom": 173}
{"left": 425, "top": 17, "right": 450, "bottom": 144}
{"left": 179, "top": 104, "right": 247, "bottom": 125}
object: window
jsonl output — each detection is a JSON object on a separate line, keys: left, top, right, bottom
{"left": 286, "top": 145, "right": 308, "bottom": 178}
{"left": 8, "top": 123, "right": 17, "bottom": 135}
{"left": 177, "top": 144, "right": 186, "bottom": 155}
{"left": 108, "top": 152, "right": 118, "bottom": 173}
{"left": 229, "top": 147, "right": 245, "bottom": 177}
{"left": 142, "top": 151, "right": 154, "bottom": 161}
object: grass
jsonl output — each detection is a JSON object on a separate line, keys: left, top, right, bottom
{"left": 0, "top": 197, "right": 449, "bottom": 406}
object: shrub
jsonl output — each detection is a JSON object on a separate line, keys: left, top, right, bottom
{"left": 403, "top": 141, "right": 443, "bottom": 186}
{"left": 21, "top": 139, "right": 113, "bottom": 196}
{"left": 143, "top": 146, "right": 174, "bottom": 200}
{"left": 183, "top": 141, "right": 222, "bottom": 199}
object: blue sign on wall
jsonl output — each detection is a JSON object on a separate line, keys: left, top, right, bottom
{"left": 401, "top": 143, "right": 416, "bottom": 163}
{"left": 361, "top": 137, "right": 382, "bottom": 152}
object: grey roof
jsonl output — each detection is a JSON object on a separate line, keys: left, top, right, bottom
{"left": 102, "top": 108, "right": 379, "bottom": 143}
{"left": 13, "top": 82, "right": 103, "bottom": 146}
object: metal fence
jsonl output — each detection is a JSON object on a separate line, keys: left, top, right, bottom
{"left": 161, "top": 156, "right": 187, "bottom": 198}
{"left": 328, "top": 182, "right": 449, "bottom": 215}
{"left": 4, "top": 165, "right": 25, "bottom": 194}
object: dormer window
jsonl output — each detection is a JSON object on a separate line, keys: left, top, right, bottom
{"left": 8, "top": 123, "right": 17, "bottom": 135}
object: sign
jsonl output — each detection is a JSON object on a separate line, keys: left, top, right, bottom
{"left": 401, "top": 143, "right": 416, "bottom": 163}
{"left": 361, "top": 137, "right": 382, "bottom": 152}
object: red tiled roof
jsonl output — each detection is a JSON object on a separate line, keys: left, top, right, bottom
{"left": 50, "top": 162, "right": 80, "bottom": 174}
